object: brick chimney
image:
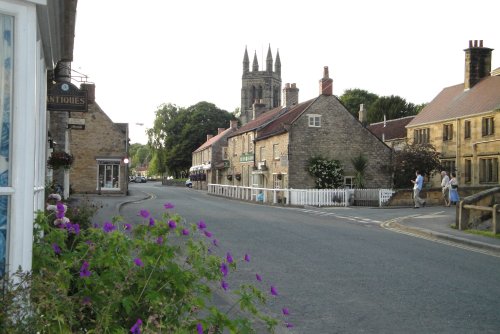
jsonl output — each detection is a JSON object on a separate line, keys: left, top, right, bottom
{"left": 206, "top": 134, "right": 213, "bottom": 141}
{"left": 252, "top": 99, "right": 267, "bottom": 120}
{"left": 230, "top": 119, "right": 238, "bottom": 129}
{"left": 464, "top": 40, "right": 493, "bottom": 90}
{"left": 283, "top": 83, "right": 299, "bottom": 108}
{"left": 319, "top": 66, "right": 333, "bottom": 96}
{"left": 358, "top": 104, "right": 366, "bottom": 123}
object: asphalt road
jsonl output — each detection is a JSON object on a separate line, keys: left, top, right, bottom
{"left": 123, "top": 182, "right": 500, "bottom": 334}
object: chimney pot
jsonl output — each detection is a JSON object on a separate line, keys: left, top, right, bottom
{"left": 230, "top": 120, "right": 238, "bottom": 129}
{"left": 480, "top": 40, "right": 483, "bottom": 47}
{"left": 469, "top": 40, "right": 473, "bottom": 48}
{"left": 319, "top": 66, "right": 333, "bottom": 96}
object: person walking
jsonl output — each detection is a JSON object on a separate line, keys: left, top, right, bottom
{"left": 411, "top": 170, "right": 426, "bottom": 208}
{"left": 448, "top": 172, "right": 460, "bottom": 205}
{"left": 440, "top": 171, "right": 450, "bottom": 206}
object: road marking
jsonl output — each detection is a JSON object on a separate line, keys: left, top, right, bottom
{"left": 298, "top": 209, "right": 381, "bottom": 224}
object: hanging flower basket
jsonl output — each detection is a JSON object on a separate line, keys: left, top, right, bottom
{"left": 227, "top": 174, "right": 233, "bottom": 181}
{"left": 48, "top": 151, "right": 74, "bottom": 170}
{"left": 235, "top": 173, "right": 241, "bottom": 181}
{"left": 277, "top": 173, "right": 283, "bottom": 180}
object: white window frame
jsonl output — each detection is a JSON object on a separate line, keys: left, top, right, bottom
{"left": 308, "top": 114, "right": 321, "bottom": 127}
{"left": 96, "top": 159, "right": 122, "bottom": 191}
{"left": 344, "top": 176, "right": 354, "bottom": 189}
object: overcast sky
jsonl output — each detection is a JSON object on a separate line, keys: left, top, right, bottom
{"left": 72, "top": 0, "right": 499, "bottom": 144}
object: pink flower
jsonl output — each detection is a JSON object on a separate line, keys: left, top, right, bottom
{"left": 244, "top": 253, "right": 250, "bottom": 262}
{"left": 182, "top": 228, "right": 190, "bottom": 236}
{"left": 164, "top": 202, "right": 174, "bottom": 209}
{"left": 270, "top": 285, "right": 278, "bottom": 296}
{"left": 133, "top": 258, "right": 144, "bottom": 267}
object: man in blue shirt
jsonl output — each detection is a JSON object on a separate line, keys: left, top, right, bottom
{"left": 411, "top": 170, "right": 426, "bottom": 208}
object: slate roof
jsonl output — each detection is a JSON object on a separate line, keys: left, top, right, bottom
{"left": 228, "top": 106, "right": 286, "bottom": 138}
{"left": 194, "top": 127, "right": 234, "bottom": 152}
{"left": 407, "top": 75, "right": 500, "bottom": 127}
{"left": 367, "top": 116, "right": 415, "bottom": 141}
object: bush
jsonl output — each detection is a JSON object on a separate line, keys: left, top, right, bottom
{"left": 1, "top": 199, "right": 291, "bottom": 333}
{"left": 308, "top": 156, "right": 344, "bottom": 189}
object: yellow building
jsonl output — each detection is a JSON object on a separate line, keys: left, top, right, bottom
{"left": 407, "top": 40, "right": 500, "bottom": 188}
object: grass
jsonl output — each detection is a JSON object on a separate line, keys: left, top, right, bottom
{"left": 464, "top": 229, "right": 500, "bottom": 239}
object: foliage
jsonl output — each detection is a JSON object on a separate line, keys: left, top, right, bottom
{"left": 351, "top": 154, "right": 368, "bottom": 189}
{"left": 308, "top": 156, "right": 344, "bottom": 189}
{"left": 147, "top": 102, "right": 236, "bottom": 178}
{"left": 366, "top": 95, "right": 419, "bottom": 123}
{"left": 391, "top": 143, "right": 442, "bottom": 188}
{"left": 339, "top": 88, "right": 379, "bottom": 117}
{"left": 47, "top": 151, "right": 74, "bottom": 170}
{"left": 1, "top": 199, "right": 290, "bottom": 333}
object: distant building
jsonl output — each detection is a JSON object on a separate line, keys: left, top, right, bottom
{"left": 367, "top": 115, "right": 415, "bottom": 151}
{"left": 406, "top": 40, "right": 500, "bottom": 188}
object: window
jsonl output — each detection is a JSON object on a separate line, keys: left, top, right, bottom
{"left": 479, "top": 158, "right": 498, "bottom": 183}
{"left": 344, "top": 176, "right": 354, "bottom": 189}
{"left": 259, "top": 146, "right": 265, "bottom": 162}
{"left": 97, "top": 160, "right": 122, "bottom": 190}
{"left": 241, "top": 136, "right": 245, "bottom": 153}
{"left": 232, "top": 138, "right": 236, "bottom": 156}
{"left": 222, "top": 147, "right": 228, "bottom": 160}
{"left": 308, "top": 114, "right": 321, "bottom": 127}
{"left": 413, "top": 128, "right": 430, "bottom": 144}
{"left": 248, "top": 134, "right": 253, "bottom": 153}
{"left": 464, "top": 159, "right": 472, "bottom": 183}
{"left": 273, "top": 144, "right": 280, "bottom": 160}
{"left": 464, "top": 120, "right": 471, "bottom": 139}
{"left": 443, "top": 124, "right": 453, "bottom": 141}
{"left": 482, "top": 117, "right": 494, "bottom": 136}
{"left": 441, "top": 160, "right": 456, "bottom": 174}
{"left": 273, "top": 174, "right": 283, "bottom": 189}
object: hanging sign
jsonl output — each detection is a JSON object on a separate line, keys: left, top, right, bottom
{"left": 47, "top": 82, "right": 88, "bottom": 112}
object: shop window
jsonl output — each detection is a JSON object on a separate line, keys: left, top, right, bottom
{"left": 97, "top": 160, "right": 121, "bottom": 190}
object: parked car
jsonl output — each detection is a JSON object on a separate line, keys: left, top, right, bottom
{"left": 135, "top": 176, "right": 147, "bottom": 183}
{"left": 185, "top": 179, "right": 192, "bottom": 188}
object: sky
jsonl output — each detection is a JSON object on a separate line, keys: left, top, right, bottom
{"left": 72, "top": 0, "right": 500, "bottom": 145}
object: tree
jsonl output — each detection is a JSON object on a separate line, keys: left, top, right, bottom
{"left": 308, "top": 156, "right": 344, "bottom": 189}
{"left": 351, "top": 154, "right": 368, "bottom": 189}
{"left": 339, "top": 89, "right": 379, "bottom": 117}
{"left": 366, "top": 95, "right": 419, "bottom": 123}
{"left": 147, "top": 102, "right": 235, "bottom": 178}
{"left": 391, "top": 143, "right": 442, "bottom": 188}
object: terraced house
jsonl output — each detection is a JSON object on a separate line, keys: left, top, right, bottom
{"left": 406, "top": 40, "right": 500, "bottom": 188}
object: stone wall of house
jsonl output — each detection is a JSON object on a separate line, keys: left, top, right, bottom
{"left": 288, "top": 95, "right": 393, "bottom": 189}
{"left": 254, "top": 133, "right": 289, "bottom": 189}
{"left": 69, "top": 103, "right": 128, "bottom": 195}
{"left": 226, "top": 133, "right": 255, "bottom": 187}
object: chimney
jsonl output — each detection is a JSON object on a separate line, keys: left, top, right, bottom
{"left": 252, "top": 99, "right": 267, "bottom": 120}
{"left": 206, "top": 134, "right": 213, "bottom": 141}
{"left": 358, "top": 104, "right": 366, "bottom": 123}
{"left": 80, "top": 83, "right": 95, "bottom": 104}
{"left": 218, "top": 128, "right": 225, "bottom": 135}
{"left": 230, "top": 119, "right": 238, "bottom": 129}
{"left": 283, "top": 83, "right": 299, "bottom": 108}
{"left": 319, "top": 66, "right": 333, "bottom": 96}
{"left": 464, "top": 40, "right": 493, "bottom": 90}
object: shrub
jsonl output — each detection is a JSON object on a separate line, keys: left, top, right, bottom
{"left": 308, "top": 156, "right": 344, "bottom": 189}
{"left": 0, "top": 200, "right": 291, "bottom": 333}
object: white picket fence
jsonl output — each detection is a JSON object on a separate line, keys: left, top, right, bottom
{"left": 207, "top": 184, "right": 395, "bottom": 207}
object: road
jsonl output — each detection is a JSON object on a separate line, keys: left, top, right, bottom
{"left": 123, "top": 182, "right": 500, "bottom": 334}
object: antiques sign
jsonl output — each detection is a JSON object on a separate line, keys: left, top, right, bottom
{"left": 47, "top": 82, "right": 88, "bottom": 112}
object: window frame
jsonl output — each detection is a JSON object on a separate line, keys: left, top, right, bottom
{"left": 442, "top": 123, "right": 453, "bottom": 141}
{"left": 482, "top": 117, "right": 495, "bottom": 137}
{"left": 464, "top": 120, "right": 471, "bottom": 139}
{"left": 308, "top": 114, "right": 321, "bottom": 127}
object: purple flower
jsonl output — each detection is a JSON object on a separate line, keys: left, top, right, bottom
{"left": 164, "top": 202, "right": 175, "bottom": 209}
{"left": 134, "top": 258, "right": 144, "bottom": 267}
{"left": 124, "top": 223, "right": 132, "bottom": 231}
{"left": 182, "top": 228, "right": 190, "bottom": 236}
{"left": 139, "top": 209, "right": 150, "bottom": 218}
{"left": 79, "top": 261, "right": 91, "bottom": 277}
{"left": 149, "top": 217, "right": 155, "bottom": 226}
{"left": 221, "top": 280, "right": 229, "bottom": 291}
{"left": 220, "top": 262, "right": 228, "bottom": 277}
{"left": 56, "top": 211, "right": 65, "bottom": 219}
{"left": 256, "top": 273, "right": 262, "bottom": 282}
{"left": 204, "top": 230, "right": 212, "bottom": 238}
{"left": 212, "top": 239, "right": 218, "bottom": 247}
{"left": 244, "top": 253, "right": 250, "bottom": 262}
{"left": 168, "top": 220, "right": 177, "bottom": 229}
{"left": 196, "top": 323, "right": 203, "bottom": 334}
{"left": 156, "top": 236, "right": 164, "bottom": 245}
{"left": 270, "top": 285, "right": 278, "bottom": 296}
{"left": 282, "top": 308, "right": 290, "bottom": 315}
{"left": 285, "top": 322, "right": 294, "bottom": 328}
{"left": 130, "top": 318, "right": 142, "bottom": 334}
{"left": 226, "top": 252, "right": 233, "bottom": 264}
{"left": 103, "top": 222, "right": 116, "bottom": 233}
{"left": 52, "top": 243, "right": 61, "bottom": 255}
{"left": 82, "top": 296, "right": 91, "bottom": 305}
{"left": 197, "top": 220, "right": 207, "bottom": 230}
{"left": 68, "top": 223, "right": 80, "bottom": 235}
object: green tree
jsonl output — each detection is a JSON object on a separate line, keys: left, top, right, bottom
{"left": 391, "top": 143, "right": 442, "bottom": 188}
{"left": 351, "top": 154, "right": 368, "bottom": 189}
{"left": 366, "top": 95, "right": 419, "bottom": 123}
{"left": 308, "top": 156, "right": 344, "bottom": 189}
{"left": 339, "top": 88, "right": 379, "bottom": 117}
{"left": 147, "top": 102, "right": 235, "bottom": 178}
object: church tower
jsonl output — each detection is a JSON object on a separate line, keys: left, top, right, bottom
{"left": 240, "top": 45, "right": 282, "bottom": 125}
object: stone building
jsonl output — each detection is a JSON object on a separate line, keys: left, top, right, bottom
{"left": 240, "top": 45, "right": 281, "bottom": 125}
{"left": 406, "top": 40, "right": 500, "bottom": 188}
{"left": 70, "top": 83, "right": 129, "bottom": 195}
{"left": 224, "top": 67, "right": 393, "bottom": 190}
{"left": 190, "top": 120, "right": 238, "bottom": 190}
{"left": 367, "top": 115, "right": 415, "bottom": 151}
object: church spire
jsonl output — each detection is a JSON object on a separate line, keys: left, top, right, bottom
{"left": 275, "top": 49, "right": 281, "bottom": 76}
{"left": 266, "top": 44, "right": 273, "bottom": 72}
{"left": 243, "top": 46, "right": 249, "bottom": 73}
{"left": 252, "top": 51, "right": 259, "bottom": 72}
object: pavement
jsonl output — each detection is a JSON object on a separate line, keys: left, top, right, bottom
{"left": 73, "top": 189, "right": 500, "bottom": 256}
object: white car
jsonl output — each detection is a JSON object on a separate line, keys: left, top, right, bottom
{"left": 185, "top": 179, "right": 192, "bottom": 188}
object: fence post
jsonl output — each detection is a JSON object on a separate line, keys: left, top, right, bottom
{"left": 493, "top": 204, "right": 499, "bottom": 235}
